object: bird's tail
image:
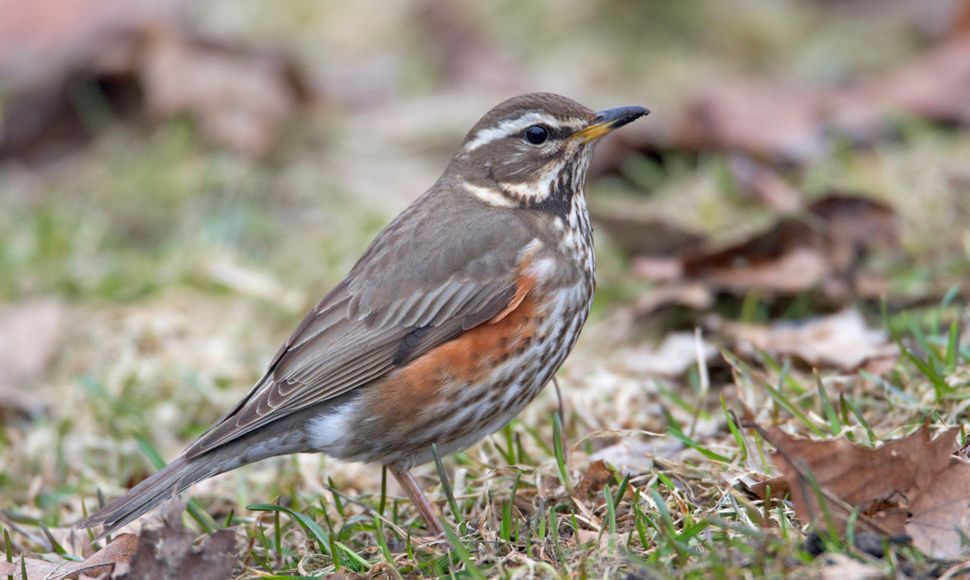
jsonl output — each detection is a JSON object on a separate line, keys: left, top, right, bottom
{"left": 78, "top": 453, "right": 227, "bottom": 539}
{"left": 78, "top": 433, "right": 302, "bottom": 539}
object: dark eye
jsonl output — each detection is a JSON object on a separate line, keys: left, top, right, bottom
{"left": 524, "top": 125, "right": 549, "bottom": 145}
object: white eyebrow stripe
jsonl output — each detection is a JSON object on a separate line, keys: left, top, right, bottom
{"left": 462, "top": 112, "right": 585, "bottom": 151}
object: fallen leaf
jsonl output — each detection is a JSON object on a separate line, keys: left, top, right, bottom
{"left": 906, "top": 458, "right": 970, "bottom": 559}
{"left": 0, "top": 1, "right": 309, "bottom": 161}
{"left": 600, "top": 35, "right": 970, "bottom": 167}
{"left": 621, "top": 332, "right": 717, "bottom": 377}
{"left": 723, "top": 308, "right": 898, "bottom": 371}
{"left": 630, "top": 283, "right": 713, "bottom": 318}
{"left": 833, "top": 37, "right": 970, "bottom": 142}
{"left": 590, "top": 205, "right": 706, "bottom": 258}
{"left": 0, "top": 533, "right": 138, "bottom": 579}
{"left": 589, "top": 438, "right": 673, "bottom": 475}
{"left": 675, "top": 82, "right": 830, "bottom": 165}
{"left": 574, "top": 459, "right": 613, "bottom": 499}
{"left": 636, "top": 194, "right": 899, "bottom": 301}
{"left": 745, "top": 474, "right": 789, "bottom": 501}
{"left": 756, "top": 424, "right": 958, "bottom": 535}
{"left": 954, "top": 0, "right": 970, "bottom": 38}
{"left": 726, "top": 155, "right": 802, "bottom": 213}
{"left": 139, "top": 26, "right": 309, "bottom": 157}
{"left": 0, "top": 557, "right": 59, "bottom": 580}
{"left": 113, "top": 505, "right": 240, "bottom": 580}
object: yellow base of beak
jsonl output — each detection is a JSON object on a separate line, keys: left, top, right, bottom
{"left": 573, "top": 122, "right": 614, "bottom": 142}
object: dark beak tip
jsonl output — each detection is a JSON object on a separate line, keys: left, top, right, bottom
{"left": 594, "top": 105, "right": 651, "bottom": 129}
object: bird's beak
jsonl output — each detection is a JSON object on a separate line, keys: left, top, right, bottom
{"left": 574, "top": 105, "right": 650, "bottom": 142}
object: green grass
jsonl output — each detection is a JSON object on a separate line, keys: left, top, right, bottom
{"left": 2, "top": 129, "right": 967, "bottom": 575}
{"left": 2, "top": 2, "right": 970, "bottom": 575}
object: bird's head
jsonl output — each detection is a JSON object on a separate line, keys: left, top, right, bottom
{"left": 448, "top": 93, "right": 649, "bottom": 212}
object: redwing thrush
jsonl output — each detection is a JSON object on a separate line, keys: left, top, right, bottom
{"left": 81, "top": 93, "right": 649, "bottom": 536}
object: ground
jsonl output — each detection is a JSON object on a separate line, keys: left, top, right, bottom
{"left": 1, "top": 1, "right": 970, "bottom": 578}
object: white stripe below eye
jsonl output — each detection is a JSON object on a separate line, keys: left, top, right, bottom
{"left": 462, "top": 181, "right": 518, "bottom": 207}
{"left": 463, "top": 112, "right": 583, "bottom": 151}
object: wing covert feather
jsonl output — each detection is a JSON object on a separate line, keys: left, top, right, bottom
{"left": 185, "top": 192, "right": 537, "bottom": 457}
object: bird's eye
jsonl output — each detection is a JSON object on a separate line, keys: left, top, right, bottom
{"left": 524, "top": 125, "right": 549, "bottom": 145}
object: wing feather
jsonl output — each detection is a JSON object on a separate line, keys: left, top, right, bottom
{"left": 184, "top": 191, "right": 538, "bottom": 457}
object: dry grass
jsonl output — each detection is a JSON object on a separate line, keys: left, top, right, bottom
{"left": 2, "top": 1, "right": 970, "bottom": 578}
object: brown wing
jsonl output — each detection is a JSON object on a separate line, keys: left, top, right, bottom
{"left": 185, "top": 188, "right": 537, "bottom": 457}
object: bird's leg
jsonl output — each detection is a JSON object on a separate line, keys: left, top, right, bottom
{"left": 388, "top": 464, "right": 444, "bottom": 535}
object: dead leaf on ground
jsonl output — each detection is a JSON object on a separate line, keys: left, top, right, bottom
{"left": 139, "top": 26, "right": 309, "bottom": 157}
{"left": 906, "top": 458, "right": 970, "bottom": 559}
{"left": 676, "top": 82, "right": 830, "bottom": 165}
{"left": 112, "top": 504, "right": 240, "bottom": 580}
{"left": 599, "top": 35, "right": 970, "bottom": 166}
{"left": 0, "top": 299, "right": 66, "bottom": 417}
{"left": 725, "top": 155, "right": 802, "bottom": 213}
{"left": 620, "top": 331, "right": 717, "bottom": 377}
{"left": 751, "top": 422, "right": 969, "bottom": 556}
{"left": 634, "top": 194, "right": 899, "bottom": 302}
{"left": 723, "top": 308, "right": 898, "bottom": 371}
{"left": 588, "top": 438, "right": 676, "bottom": 475}
{"left": 591, "top": 206, "right": 707, "bottom": 258}
{"left": 832, "top": 37, "right": 970, "bottom": 143}
{"left": 574, "top": 459, "right": 614, "bottom": 499}
{"left": 0, "top": 533, "right": 138, "bottom": 579}
{"left": 629, "top": 283, "right": 713, "bottom": 318}
{"left": 745, "top": 474, "right": 789, "bottom": 501}
{"left": 0, "top": 0, "right": 309, "bottom": 160}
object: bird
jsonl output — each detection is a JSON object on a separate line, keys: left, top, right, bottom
{"left": 80, "top": 92, "right": 649, "bottom": 537}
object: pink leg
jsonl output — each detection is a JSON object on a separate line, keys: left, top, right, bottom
{"left": 389, "top": 465, "right": 444, "bottom": 535}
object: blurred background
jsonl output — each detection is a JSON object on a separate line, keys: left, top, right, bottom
{"left": 1, "top": 0, "right": 970, "bottom": 574}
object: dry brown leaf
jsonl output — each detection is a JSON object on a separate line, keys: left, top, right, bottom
{"left": 621, "top": 332, "right": 716, "bottom": 378}
{"left": 954, "top": 0, "right": 970, "bottom": 38}
{"left": 636, "top": 194, "right": 898, "bottom": 301}
{"left": 0, "top": 556, "right": 60, "bottom": 580}
{"left": 113, "top": 505, "right": 239, "bottom": 580}
{"left": 591, "top": 207, "right": 706, "bottom": 258}
{"left": 0, "top": 0, "right": 174, "bottom": 90}
{"left": 630, "top": 283, "right": 713, "bottom": 318}
{"left": 724, "top": 308, "right": 898, "bottom": 371}
{"left": 589, "top": 439, "right": 660, "bottom": 475}
{"left": 759, "top": 425, "right": 958, "bottom": 535}
{"left": 574, "top": 459, "right": 613, "bottom": 499}
{"left": 745, "top": 474, "right": 789, "bottom": 500}
{"left": 139, "top": 27, "right": 308, "bottom": 157}
{"left": 675, "top": 82, "right": 830, "bottom": 165}
{"left": 0, "top": 533, "right": 138, "bottom": 579}
{"left": 833, "top": 37, "right": 970, "bottom": 142}
{"left": 726, "top": 156, "right": 802, "bottom": 212}
{"left": 600, "top": 34, "right": 970, "bottom": 167}
{"left": 0, "top": 1, "right": 308, "bottom": 160}
{"left": 906, "top": 458, "right": 970, "bottom": 559}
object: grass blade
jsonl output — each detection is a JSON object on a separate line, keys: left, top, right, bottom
{"left": 440, "top": 519, "right": 486, "bottom": 580}
{"left": 431, "top": 443, "right": 463, "bottom": 527}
